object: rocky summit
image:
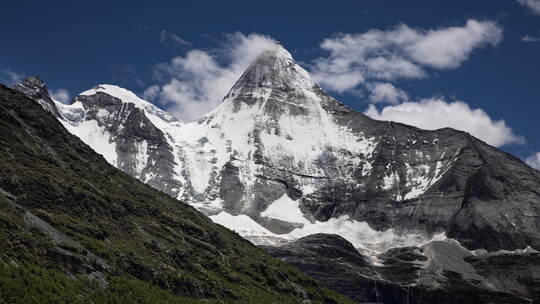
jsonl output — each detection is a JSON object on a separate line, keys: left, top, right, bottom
{"left": 12, "top": 43, "right": 540, "bottom": 303}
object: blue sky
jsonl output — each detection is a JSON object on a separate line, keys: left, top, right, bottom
{"left": 1, "top": 0, "right": 539, "bottom": 166}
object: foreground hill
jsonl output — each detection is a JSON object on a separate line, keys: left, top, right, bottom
{"left": 0, "top": 85, "right": 353, "bottom": 303}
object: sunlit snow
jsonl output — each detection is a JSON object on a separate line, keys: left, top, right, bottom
{"left": 260, "top": 194, "right": 309, "bottom": 224}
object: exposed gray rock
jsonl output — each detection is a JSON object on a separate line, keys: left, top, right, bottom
{"left": 466, "top": 251, "right": 540, "bottom": 300}
{"left": 1, "top": 186, "right": 110, "bottom": 284}
{"left": 12, "top": 75, "right": 61, "bottom": 117}
{"left": 265, "top": 233, "right": 538, "bottom": 303}
{"left": 73, "top": 91, "right": 182, "bottom": 197}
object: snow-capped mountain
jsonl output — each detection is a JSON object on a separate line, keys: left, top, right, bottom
{"left": 14, "top": 44, "right": 540, "bottom": 255}
{"left": 48, "top": 84, "right": 183, "bottom": 197}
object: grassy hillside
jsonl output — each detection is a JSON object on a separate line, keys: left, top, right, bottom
{"left": 0, "top": 85, "right": 353, "bottom": 304}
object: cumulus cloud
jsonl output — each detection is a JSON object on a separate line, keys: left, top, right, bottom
{"left": 364, "top": 98, "right": 524, "bottom": 147}
{"left": 517, "top": 0, "right": 540, "bottom": 14}
{"left": 143, "top": 24, "right": 503, "bottom": 120}
{"left": 50, "top": 88, "right": 71, "bottom": 104}
{"left": 159, "top": 30, "right": 191, "bottom": 46}
{"left": 405, "top": 20, "right": 503, "bottom": 69}
{"left": 526, "top": 152, "right": 540, "bottom": 170}
{"left": 146, "top": 33, "right": 277, "bottom": 121}
{"left": 311, "top": 20, "right": 502, "bottom": 94}
{"left": 367, "top": 82, "right": 409, "bottom": 104}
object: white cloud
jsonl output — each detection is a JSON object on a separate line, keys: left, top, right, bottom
{"left": 142, "top": 85, "right": 160, "bottom": 100}
{"left": 2, "top": 70, "right": 25, "bottom": 85}
{"left": 367, "top": 82, "right": 408, "bottom": 104}
{"left": 363, "top": 56, "right": 426, "bottom": 80}
{"left": 50, "top": 88, "right": 70, "bottom": 104}
{"left": 311, "top": 20, "right": 502, "bottom": 94}
{"left": 526, "top": 152, "right": 540, "bottom": 170}
{"left": 364, "top": 98, "right": 524, "bottom": 147}
{"left": 159, "top": 30, "right": 191, "bottom": 46}
{"left": 517, "top": 0, "right": 540, "bottom": 14}
{"left": 405, "top": 20, "right": 502, "bottom": 69}
{"left": 143, "top": 24, "right": 502, "bottom": 119}
{"left": 146, "top": 33, "right": 277, "bottom": 121}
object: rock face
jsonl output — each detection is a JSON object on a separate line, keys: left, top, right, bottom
{"left": 69, "top": 86, "right": 182, "bottom": 197}
{"left": 12, "top": 75, "right": 61, "bottom": 117}
{"left": 266, "top": 234, "right": 540, "bottom": 303}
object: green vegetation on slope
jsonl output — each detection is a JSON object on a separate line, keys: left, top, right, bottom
{"left": 0, "top": 264, "right": 207, "bottom": 304}
{"left": 0, "top": 85, "right": 353, "bottom": 304}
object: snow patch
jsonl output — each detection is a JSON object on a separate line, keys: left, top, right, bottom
{"left": 287, "top": 216, "right": 445, "bottom": 256}
{"left": 62, "top": 120, "right": 117, "bottom": 166}
{"left": 210, "top": 212, "right": 275, "bottom": 237}
{"left": 261, "top": 194, "right": 309, "bottom": 224}
{"left": 135, "top": 140, "right": 148, "bottom": 177}
{"left": 211, "top": 210, "right": 448, "bottom": 259}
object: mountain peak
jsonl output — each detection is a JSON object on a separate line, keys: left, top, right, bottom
{"left": 76, "top": 84, "right": 179, "bottom": 124}
{"left": 12, "top": 75, "right": 48, "bottom": 98}
{"left": 221, "top": 44, "right": 315, "bottom": 111}
{"left": 79, "top": 84, "right": 147, "bottom": 106}
{"left": 258, "top": 43, "right": 294, "bottom": 61}
{"left": 12, "top": 75, "right": 61, "bottom": 116}
{"left": 21, "top": 75, "right": 45, "bottom": 86}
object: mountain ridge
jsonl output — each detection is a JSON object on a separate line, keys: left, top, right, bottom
{"left": 13, "top": 44, "right": 540, "bottom": 254}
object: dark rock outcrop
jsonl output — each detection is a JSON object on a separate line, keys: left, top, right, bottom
{"left": 12, "top": 75, "right": 61, "bottom": 117}
{"left": 266, "top": 234, "right": 539, "bottom": 303}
